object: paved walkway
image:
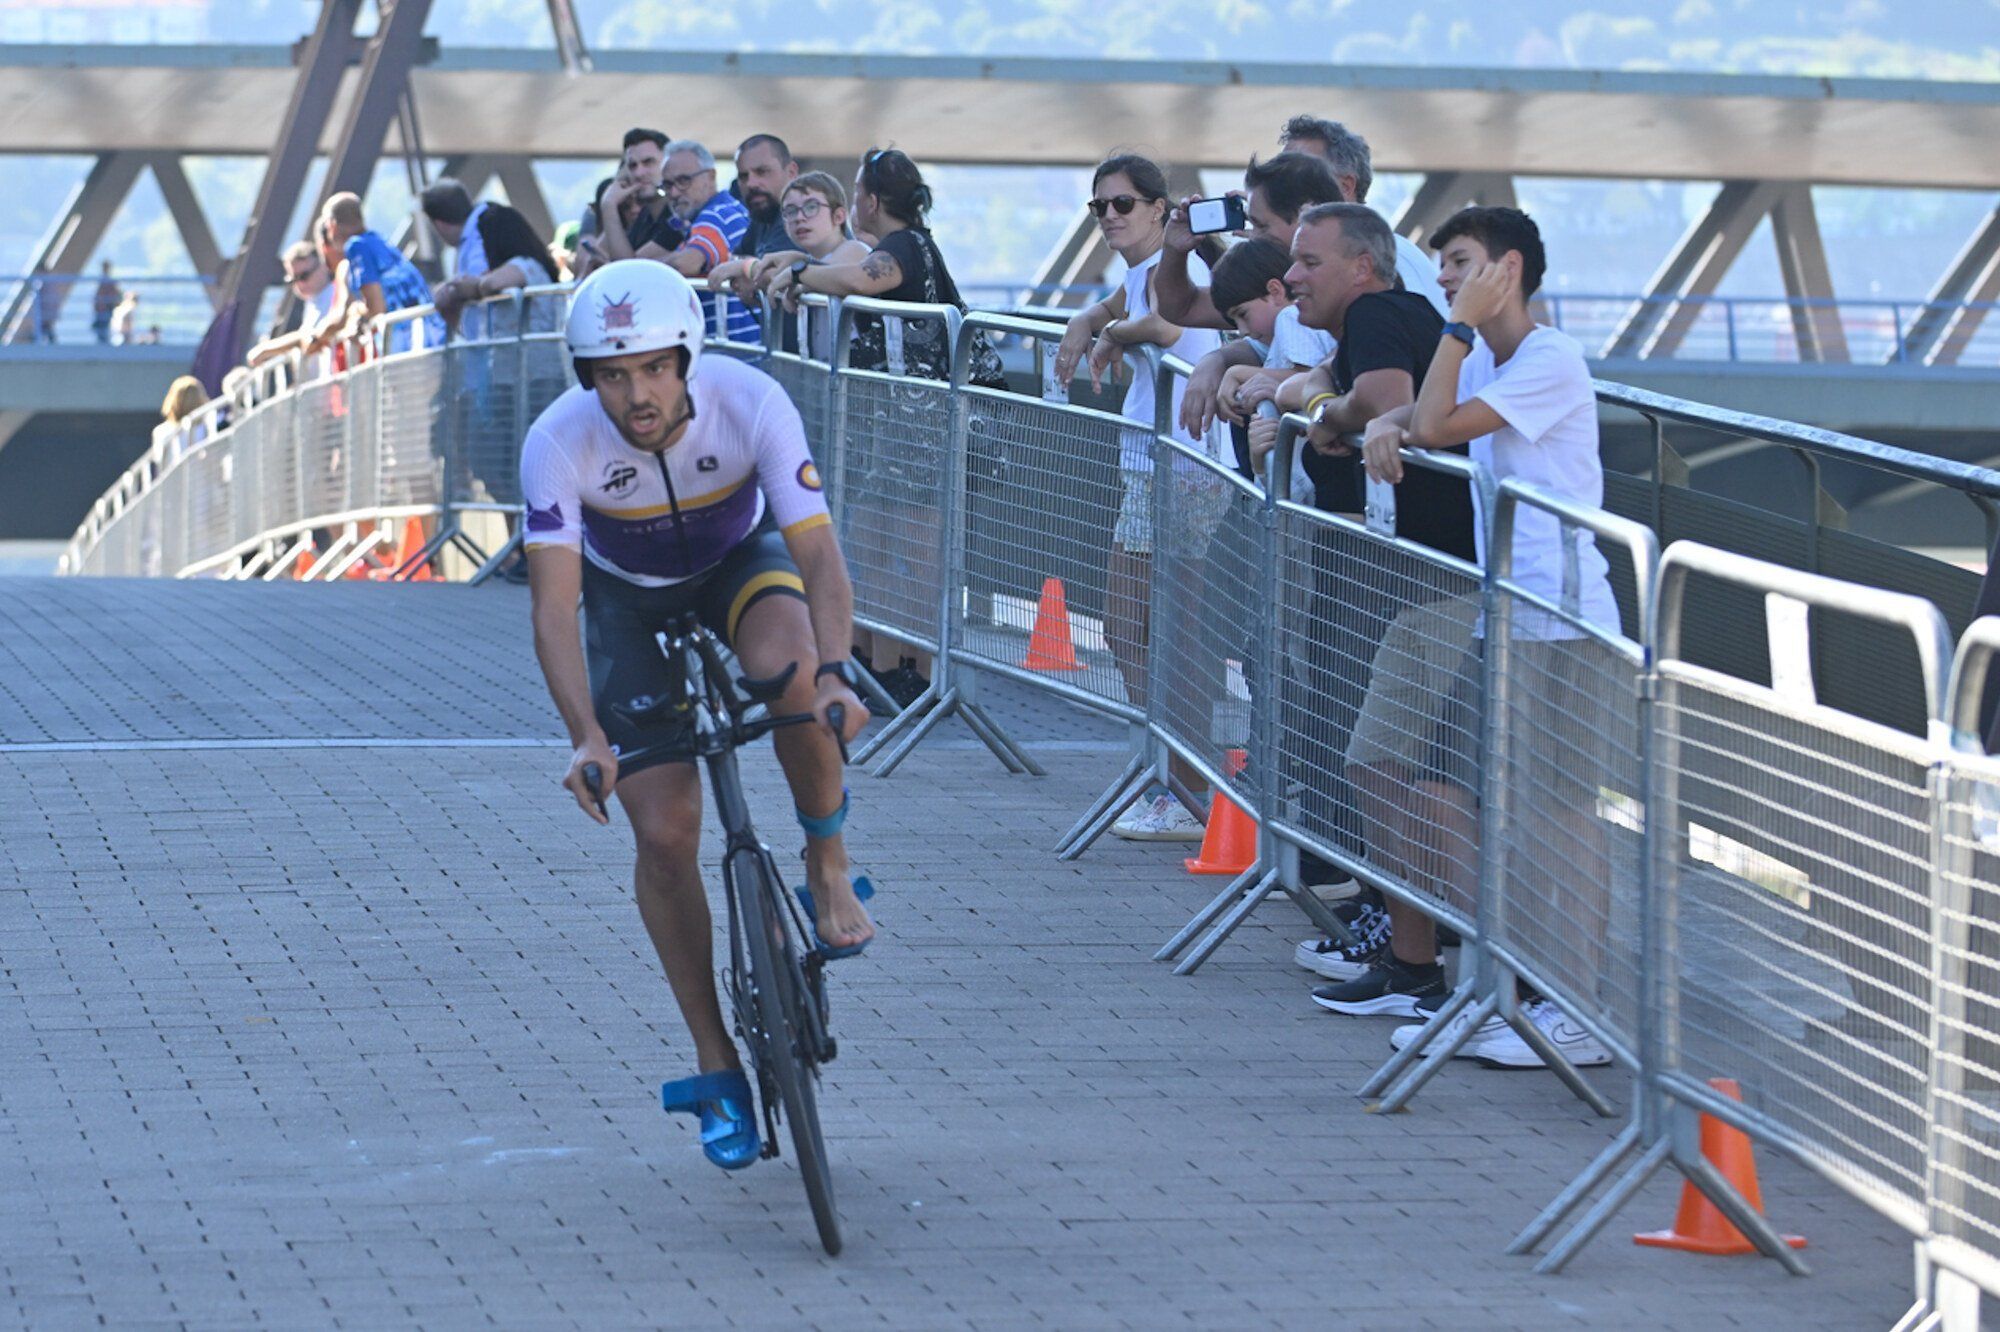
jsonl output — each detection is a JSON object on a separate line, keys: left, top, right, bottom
{"left": 1, "top": 580, "right": 1910, "bottom": 1329}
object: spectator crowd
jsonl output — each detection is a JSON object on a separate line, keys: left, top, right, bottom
{"left": 206, "top": 112, "right": 1619, "bottom": 1077}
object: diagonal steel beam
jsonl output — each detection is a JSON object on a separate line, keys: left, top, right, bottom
{"left": 149, "top": 155, "right": 225, "bottom": 309}
{"left": 1902, "top": 199, "right": 2000, "bottom": 366}
{"left": 1769, "top": 184, "right": 1847, "bottom": 363}
{"left": 1603, "top": 179, "right": 1781, "bottom": 360}
{"left": 318, "top": 0, "right": 436, "bottom": 207}
{"left": 2, "top": 152, "right": 148, "bottom": 342}
{"left": 214, "top": 0, "right": 366, "bottom": 356}
{"left": 496, "top": 158, "right": 556, "bottom": 241}
{"left": 545, "top": 0, "right": 593, "bottom": 74}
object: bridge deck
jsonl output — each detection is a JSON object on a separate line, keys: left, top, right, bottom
{"left": 1, "top": 579, "right": 1908, "bottom": 1328}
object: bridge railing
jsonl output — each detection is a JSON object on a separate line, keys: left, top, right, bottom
{"left": 2, "top": 273, "right": 220, "bottom": 345}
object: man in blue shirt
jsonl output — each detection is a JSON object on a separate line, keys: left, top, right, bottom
{"left": 322, "top": 192, "right": 446, "bottom": 353}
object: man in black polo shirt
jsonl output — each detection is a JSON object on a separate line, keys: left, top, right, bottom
{"left": 601, "top": 127, "right": 686, "bottom": 260}
{"left": 1270, "top": 202, "right": 1478, "bottom": 990}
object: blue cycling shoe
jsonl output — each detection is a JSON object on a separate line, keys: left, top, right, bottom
{"left": 795, "top": 874, "right": 876, "bottom": 960}
{"left": 660, "top": 1069, "right": 761, "bottom": 1171}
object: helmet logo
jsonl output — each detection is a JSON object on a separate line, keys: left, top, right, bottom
{"left": 599, "top": 292, "right": 637, "bottom": 332}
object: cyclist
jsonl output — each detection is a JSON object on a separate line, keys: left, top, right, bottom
{"left": 521, "top": 260, "right": 873, "bottom": 1171}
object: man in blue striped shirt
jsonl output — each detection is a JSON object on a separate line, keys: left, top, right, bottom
{"left": 599, "top": 139, "right": 758, "bottom": 343}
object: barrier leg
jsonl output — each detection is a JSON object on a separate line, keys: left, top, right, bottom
{"left": 1533, "top": 1137, "right": 1673, "bottom": 1274}
{"left": 1671, "top": 1133, "right": 1811, "bottom": 1276}
{"left": 1360, "top": 980, "right": 1488, "bottom": 1096}
{"left": 870, "top": 688, "right": 958, "bottom": 776}
{"left": 1155, "top": 862, "right": 1262, "bottom": 962}
{"left": 852, "top": 683, "right": 937, "bottom": 764}
{"left": 1278, "top": 882, "right": 1353, "bottom": 942}
{"left": 962, "top": 700, "right": 1046, "bottom": 776}
{"left": 1369, "top": 992, "right": 1497, "bottom": 1112}
{"left": 1057, "top": 749, "right": 1147, "bottom": 853}
{"left": 850, "top": 662, "right": 903, "bottom": 717}
{"left": 467, "top": 527, "right": 521, "bottom": 585}
{"left": 1509, "top": 1119, "right": 1644, "bottom": 1256}
{"left": 957, "top": 699, "right": 1027, "bottom": 775}
{"left": 1495, "top": 1002, "right": 1617, "bottom": 1118}
{"left": 1172, "top": 868, "right": 1280, "bottom": 976}
{"left": 1058, "top": 767, "right": 1156, "bottom": 863}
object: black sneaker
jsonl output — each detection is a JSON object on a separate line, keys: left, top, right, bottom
{"left": 880, "top": 665, "right": 930, "bottom": 709}
{"left": 1311, "top": 956, "right": 1446, "bottom": 1016}
{"left": 1291, "top": 901, "right": 1392, "bottom": 980}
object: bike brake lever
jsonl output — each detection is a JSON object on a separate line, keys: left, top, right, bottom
{"left": 826, "top": 703, "right": 850, "bottom": 767}
{"left": 582, "top": 761, "right": 608, "bottom": 819}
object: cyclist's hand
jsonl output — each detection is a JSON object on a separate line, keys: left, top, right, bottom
{"left": 813, "top": 679, "right": 866, "bottom": 747}
{"left": 563, "top": 739, "right": 619, "bottom": 824}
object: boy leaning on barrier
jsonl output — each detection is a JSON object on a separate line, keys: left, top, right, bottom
{"left": 1316, "top": 207, "right": 1621, "bottom": 1071}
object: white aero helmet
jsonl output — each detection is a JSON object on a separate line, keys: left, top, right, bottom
{"left": 565, "top": 259, "right": 707, "bottom": 388}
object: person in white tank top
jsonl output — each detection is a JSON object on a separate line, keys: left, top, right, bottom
{"left": 1051, "top": 154, "right": 1233, "bottom": 841}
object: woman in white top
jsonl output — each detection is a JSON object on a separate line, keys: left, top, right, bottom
{"left": 1053, "top": 153, "right": 1230, "bottom": 840}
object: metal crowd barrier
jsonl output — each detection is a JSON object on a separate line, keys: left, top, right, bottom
{"left": 56, "top": 275, "right": 2000, "bottom": 1323}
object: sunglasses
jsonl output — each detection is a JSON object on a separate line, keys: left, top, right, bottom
{"left": 1087, "top": 195, "right": 1144, "bottom": 218}
{"left": 663, "top": 169, "right": 711, "bottom": 191}
{"left": 780, "top": 198, "right": 827, "bottom": 223}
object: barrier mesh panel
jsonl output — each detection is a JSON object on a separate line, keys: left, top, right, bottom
{"left": 1269, "top": 501, "right": 1485, "bottom": 931}
{"left": 376, "top": 355, "right": 444, "bottom": 509}
{"left": 1486, "top": 596, "right": 1645, "bottom": 1060}
{"left": 953, "top": 391, "right": 1133, "bottom": 715}
{"left": 1150, "top": 440, "right": 1261, "bottom": 800}
{"left": 1933, "top": 762, "right": 2000, "bottom": 1266}
{"left": 1659, "top": 670, "right": 1932, "bottom": 1220}
{"left": 833, "top": 369, "right": 949, "bottom": 652}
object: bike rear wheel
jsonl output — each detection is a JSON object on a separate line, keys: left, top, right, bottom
{"left": 738, "top": 848, "right": 842, "bottom": 1255}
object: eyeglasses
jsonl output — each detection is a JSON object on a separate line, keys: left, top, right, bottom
{"left": 779, "top": 198, "right": 826, "bottom": 223}
{"left": 287, "top": 266, "right": 320, "bottom": 284}
{"left": 663, "top": 169, "right": 712, "bottom": 192}
{"left": 1087, "top": 195, "right": 1142, "bottom": 218}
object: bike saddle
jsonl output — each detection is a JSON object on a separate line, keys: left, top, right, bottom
{"left": 737, "top": 660, "right": 797, "bottom": 706}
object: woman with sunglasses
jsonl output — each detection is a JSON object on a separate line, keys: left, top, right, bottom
{"left": 1053, "top": 153, "right": 1231, "bottom": 842}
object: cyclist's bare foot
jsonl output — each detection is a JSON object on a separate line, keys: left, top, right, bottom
{"left": 805, "top": 846, "right": 875, "bottom": 950}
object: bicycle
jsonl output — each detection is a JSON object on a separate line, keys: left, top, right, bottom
{"left": 583, "top": 614, "right": 851, "bottom": 1256}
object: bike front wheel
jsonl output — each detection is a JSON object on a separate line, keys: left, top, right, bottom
{"left": 737, "top": 847, "right": 842, "bottom": 1256}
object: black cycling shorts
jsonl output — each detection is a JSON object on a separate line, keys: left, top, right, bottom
{"left": 583, "top": 522, "right": 806, "bottom": 775}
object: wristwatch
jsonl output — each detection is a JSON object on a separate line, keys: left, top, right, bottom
{"left": 1442, "top": 321, "right": 1476, "bottom": 349}
{"left": 789, "top": 258, "right": 811, "bottom": 285}
{"left": 815, "top": 660, "right": 862, "bottom": 690}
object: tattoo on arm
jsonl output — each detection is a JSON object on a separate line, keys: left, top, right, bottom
{"left": 861, "top": 250, "right": 897, "bottom": 283}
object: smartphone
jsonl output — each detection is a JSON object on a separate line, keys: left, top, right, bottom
{"left": 1187, "top": 195, "right": 1248, "bottom": 235}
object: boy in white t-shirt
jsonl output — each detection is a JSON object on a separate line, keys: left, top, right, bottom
{"left": 1314, "top": 207, "right": 1620, "bottom": 1071}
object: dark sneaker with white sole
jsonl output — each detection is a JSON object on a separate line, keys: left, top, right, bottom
{"left": 1291, "top": 901, "right": 1393, "bottom": 981}
{"left": 1311, "top": 956, "right": 1446, "bottom": 1016}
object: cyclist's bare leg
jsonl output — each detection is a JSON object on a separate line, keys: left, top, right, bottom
{"left": 734, "top": 594, "right": 876, "bottom": 951}
{"left": 617, "top": 762, "right": 739, "bottom": 1072}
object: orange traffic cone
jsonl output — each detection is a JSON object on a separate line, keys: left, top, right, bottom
{"left": 369, "top": 516, "right": 435, "bottom": 582}
{"left": 1635, "top": 1079, "right": 1808, "bottom": 1256}
{"left": 1021, "top": 576, "right": 1083, "bottom": 671}
{"left": 1185, "top": 754, "right": 1257, "bottom": 875}
{"left": 291, "top": 544, "right": 316, "bottom": 580}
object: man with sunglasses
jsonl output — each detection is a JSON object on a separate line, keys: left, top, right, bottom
{"left": 600, "top": 139, "right": 758, "bottom": 344}
{"left": 245, "top": 241, "right": 339, "bottom": 372}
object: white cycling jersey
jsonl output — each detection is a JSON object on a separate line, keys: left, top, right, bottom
{"left": 519, "top": 354, "right": 830, "bottom": 587}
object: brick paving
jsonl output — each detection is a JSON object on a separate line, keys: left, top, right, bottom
{"left": 0, "top": 579, "right": 1910, "bottom": 1329}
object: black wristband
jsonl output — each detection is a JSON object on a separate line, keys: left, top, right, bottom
{"left": 815, "top": 661, "right": 859, "bottom": 686}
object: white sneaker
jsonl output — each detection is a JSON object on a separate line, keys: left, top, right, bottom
{"left": 1464, "top": 999, "right": 1614, "bottom": 1070}
{"left": 1389, "top": 996, "right": 1506, "bottom": 1054}
{"left": 1110, "top": 794, "right": 1204, "bottom": 842}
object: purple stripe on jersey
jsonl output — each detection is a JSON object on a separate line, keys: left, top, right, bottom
{"left": 582, "top": 484, "right": 761, "bottom": 579}
{"left": 526, "top": 501, "right": 564, "bottom": 533}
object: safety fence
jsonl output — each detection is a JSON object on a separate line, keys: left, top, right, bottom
{"left": 55, "top": 281, "right": 2000, "bottom": 1325}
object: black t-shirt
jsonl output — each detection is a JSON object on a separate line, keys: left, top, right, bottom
{"left": 850, "top": 227, "right": 960, "bottom": 380}
{"left": 627, "top": 201, "right": 685, "bottom": 256}
{"left": 1304, "top": 289, "right": 1477, "bottom": 562}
